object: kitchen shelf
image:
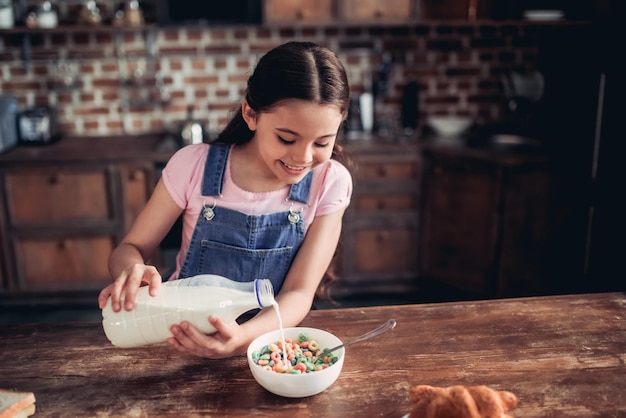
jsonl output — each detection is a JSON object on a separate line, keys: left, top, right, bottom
{"left": 0, "top": 23, "right": 156, "bottom": 34}
{"left": 0, "top": 24, "right": 157, "bottom": 67}
{"left": 0, "top": 18, "right": 591, "bottom": 35}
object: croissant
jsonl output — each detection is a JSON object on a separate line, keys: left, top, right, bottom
{"left": 408, "top": 385, "right": 518, "bottom": 418}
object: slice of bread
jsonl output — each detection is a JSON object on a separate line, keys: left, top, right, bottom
{"left": 0, "top": 389, "right": 36, "bottom": 418}
{"left": 7, "top": 403, "right": 35, "bottom": 418}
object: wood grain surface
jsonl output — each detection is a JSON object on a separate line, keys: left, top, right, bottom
{"left": 1, "top": 293, "right": 625, "bottom": 417}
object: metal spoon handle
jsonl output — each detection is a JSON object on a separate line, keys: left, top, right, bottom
{"left": 324, "top": 319, "right": 397, "bottom": 355}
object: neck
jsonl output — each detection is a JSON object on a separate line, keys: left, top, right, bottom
{"left": 230, "top": 144, "right": 288, "bottom": 193}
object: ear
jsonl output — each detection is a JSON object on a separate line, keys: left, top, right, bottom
{"left": 241, "top": 100, "right": 257, "bottom": 131}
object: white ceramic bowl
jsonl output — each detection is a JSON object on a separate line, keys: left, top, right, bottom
{"left": 247, "top": 327, "right": 345, "bottom": 398}
{"left": 428, "top": 116, "right": 472, "bottom": 137}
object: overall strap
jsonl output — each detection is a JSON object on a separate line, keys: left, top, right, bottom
{"left": 202, "top": 141, "right": 313, "bottom": 204}
{"left": 201, "top": 142, "right": 230, "bottom": 196}
{"left": 287, "top": 171, "right": 313, "bottom": 205}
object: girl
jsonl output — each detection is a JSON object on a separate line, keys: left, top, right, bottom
{"left": 97, "top": 41, "right": 353, "bottom": 358}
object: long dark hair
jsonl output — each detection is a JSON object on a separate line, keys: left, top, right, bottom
{"left": 216, "top": 41, "right": 351, "bottom": 303}
{"left": 215, "top": 42, "right": 350, "bottom": 152}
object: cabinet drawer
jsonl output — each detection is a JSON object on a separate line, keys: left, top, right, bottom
{"left": 15, "top": 236, "right": 114, "bottom": 290}
{"left": 264, "top": 0, "right": 333, "bottom": 23}
{"left": 354, "top": 194, "right": 417, "bottom": 211}
{"left": 356, "top": 161, "right": 418, "bottom": 181}
{"left": 353, "top": 228, "right": 416, "bottom": 275}
{"left": 5, "top": 169, "right": 110, "bottom": 226}
{"left": 339, "top": 0, "right": 413, "bottom": 22}
{"left": 422, "top": 0, "right": 472, "bottom": 19}
{"left": 121, "top": 164, "right": 152, "bottom": 231}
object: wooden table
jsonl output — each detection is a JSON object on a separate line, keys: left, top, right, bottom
{"left": 1, "top": 293, "right": 625, "bottom": 417}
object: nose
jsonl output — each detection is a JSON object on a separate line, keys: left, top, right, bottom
{"left": 292, "top": 143, "right": 313, "bottom": 164}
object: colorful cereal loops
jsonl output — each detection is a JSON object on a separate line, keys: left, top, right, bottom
{"left": 251, "top": 332, "right": 339, "bottom": 374}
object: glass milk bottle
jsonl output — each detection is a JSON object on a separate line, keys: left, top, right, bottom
{"left": 102, "top": 274, "right": 275, "bottom": 348}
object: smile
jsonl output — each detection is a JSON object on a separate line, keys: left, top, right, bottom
{"left": 280, "top": 161, "right": 308, "bottom": 172}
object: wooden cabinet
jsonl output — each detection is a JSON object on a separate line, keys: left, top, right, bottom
{"left": 264, "top": 0, "right": 333, "bottom": 24}
{"left": 338, "top": 0, "right": 414, "bottom": 23}
{"left": 4, "top": 166, "right": 115, "bottom": 291}
{"left": 0, "top": 136, "right": 171, "bottom": 302}
{"left": 418, "top": 143, "right": 554, "bottom": 298}
{"left": 264, "top": 0, "right": 415, "bottom": 25}
{"left": 334, "top": 141, "right": 421, "bottom": 299}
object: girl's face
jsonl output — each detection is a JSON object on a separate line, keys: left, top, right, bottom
{"left": 242, "top": 99, "right": 343, "bottom": 186}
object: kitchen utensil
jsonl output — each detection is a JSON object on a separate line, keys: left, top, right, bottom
{"left": 179, "top": 105, "right": 204, "bottom": 145}
{"left": 501, "top": 69, "right": 545, "bottom": 134}
{"left": 502, "top": 69, "right": 545, "bottom": 114}
{"left": 359, "top": 90, "right": 374, "bottom": 134}
{"left": 322, "top": 318, "right": 397, "bottom": 356}
{"left": 36, "top": 1, "right": 58, "bottom": 28}
{"left": 0, "top": 95, "right": 18, "bottom": 154}
{"left": 401, "top": 80, "right": 419, "bottom": 133}
{"left": 123, "top": 0, "right": 144, "bottom": 26}
{"left": 78, "top": 0, "right": 102, "bottom": 25}
{"left": 17, "top": 106, "right": 60, "bottom": 144}
{"left": 0, "top": 0, "right": 14, "bottom": 28}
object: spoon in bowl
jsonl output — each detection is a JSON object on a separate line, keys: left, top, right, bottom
{"left": 322, "top": 319, "right": 397, "bottom": 356}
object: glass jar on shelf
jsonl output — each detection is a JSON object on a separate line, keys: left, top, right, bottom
{"left": 36, "top": 1, "right": 58, "bottom": 28}
{"left": 0, "top": 0, "right": 15, "bottom": 29}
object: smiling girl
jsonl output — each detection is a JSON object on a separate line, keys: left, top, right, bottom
{"left": 98, "top": 41, "right": 353, "bottom": 358}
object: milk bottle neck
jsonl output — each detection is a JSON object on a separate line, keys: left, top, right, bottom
{"left": 254, "top": 279, "right": 275, "bottom": 308}
{"left": 180, "top": 274, "right": 275, "bottom": 309}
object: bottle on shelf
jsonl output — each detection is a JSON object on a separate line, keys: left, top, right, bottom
{"left": 0, "top": 0, "right": 14, "bottom": 29}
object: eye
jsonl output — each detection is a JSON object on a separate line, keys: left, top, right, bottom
{"left": 314, "top": 142, "right": 331, "bottom": 148}
{"left": 278, "top": 136, "right": 295, "bottom": 145}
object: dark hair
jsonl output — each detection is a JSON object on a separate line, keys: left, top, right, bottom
{"left": 215, "top": 41, "right": 350, "bottom": 149}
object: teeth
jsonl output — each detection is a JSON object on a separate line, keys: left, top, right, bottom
{"left": 282, "top": 162, "right": 305, "bottom": 171}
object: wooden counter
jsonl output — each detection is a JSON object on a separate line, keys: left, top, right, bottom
{"left": 1, "top": 293, "right": 625, "bottom": 417}
{"left": 0, "top": 135, "right": 174, "bottom": 165}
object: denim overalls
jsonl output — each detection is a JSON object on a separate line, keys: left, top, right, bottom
{"left": 178, "top": 143, "right": 312, "bottom": 294}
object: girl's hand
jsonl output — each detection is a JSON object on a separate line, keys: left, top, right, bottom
{"left": 167, "top": 316, "right": 246, "bottom": 359}
{"left": 97, "top": 263, "right": 162, "bottom": 312}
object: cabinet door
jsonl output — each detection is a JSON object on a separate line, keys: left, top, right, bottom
{"left": 352, "top": 224, "right": 417, "bottom": 276}
{"left": 264, "top": 0, "right": 333, "bottom": 23}
{"left": 15, "top": 236, "right": 114, "bottom": 290}
{"left": 339, "top": 0, "right": 413, "bottom": 22}
{"left": 337, "top": 149, "right": 421, "bottom": 298}
{"left": 120, "top": 164, "right": 154, "bottom": 232}
{"left": 421, "top": 0, "right": 472, "bottom": 19}
{"left": 2, "top": 166, "right": 115, "bottom": 291}
{"left": 5, "top": 168, "right": 111, "bottom": 227}
{"left": 356, "top": 159, "right": 418, "bottom": 183}
{"left": 497, "top": 166, "right": 553, "bottom": 296}
{"left": 419, "top": 156, "right": 501, "bottom": 295}
{"left": 0, "top": 252, "right": 5, "bottom": 291}
{"left": 352, "top": 156, "right": 420, "bottom": 213}
{"left": 338, "top": 215, "right": 418, "bottom": 298}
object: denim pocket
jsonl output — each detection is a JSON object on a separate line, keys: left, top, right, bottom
{"left": 197, "top": 240, "right": 293, "bottom": 291}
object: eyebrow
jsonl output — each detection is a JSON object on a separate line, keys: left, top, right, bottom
{"left": 276, "top": 127, "right": 337, "bottom": 140}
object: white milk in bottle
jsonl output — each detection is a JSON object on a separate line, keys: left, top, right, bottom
{"left": 102, "top": 274, "right": 275, "bottom": 348}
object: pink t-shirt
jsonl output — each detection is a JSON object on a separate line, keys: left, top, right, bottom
{"left": 161, "top": 143, "right": 352, "bottom": 279}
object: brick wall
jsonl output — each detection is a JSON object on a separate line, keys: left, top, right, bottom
{"left": 0, "top": 22, "right": 588, "bottom": 138}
